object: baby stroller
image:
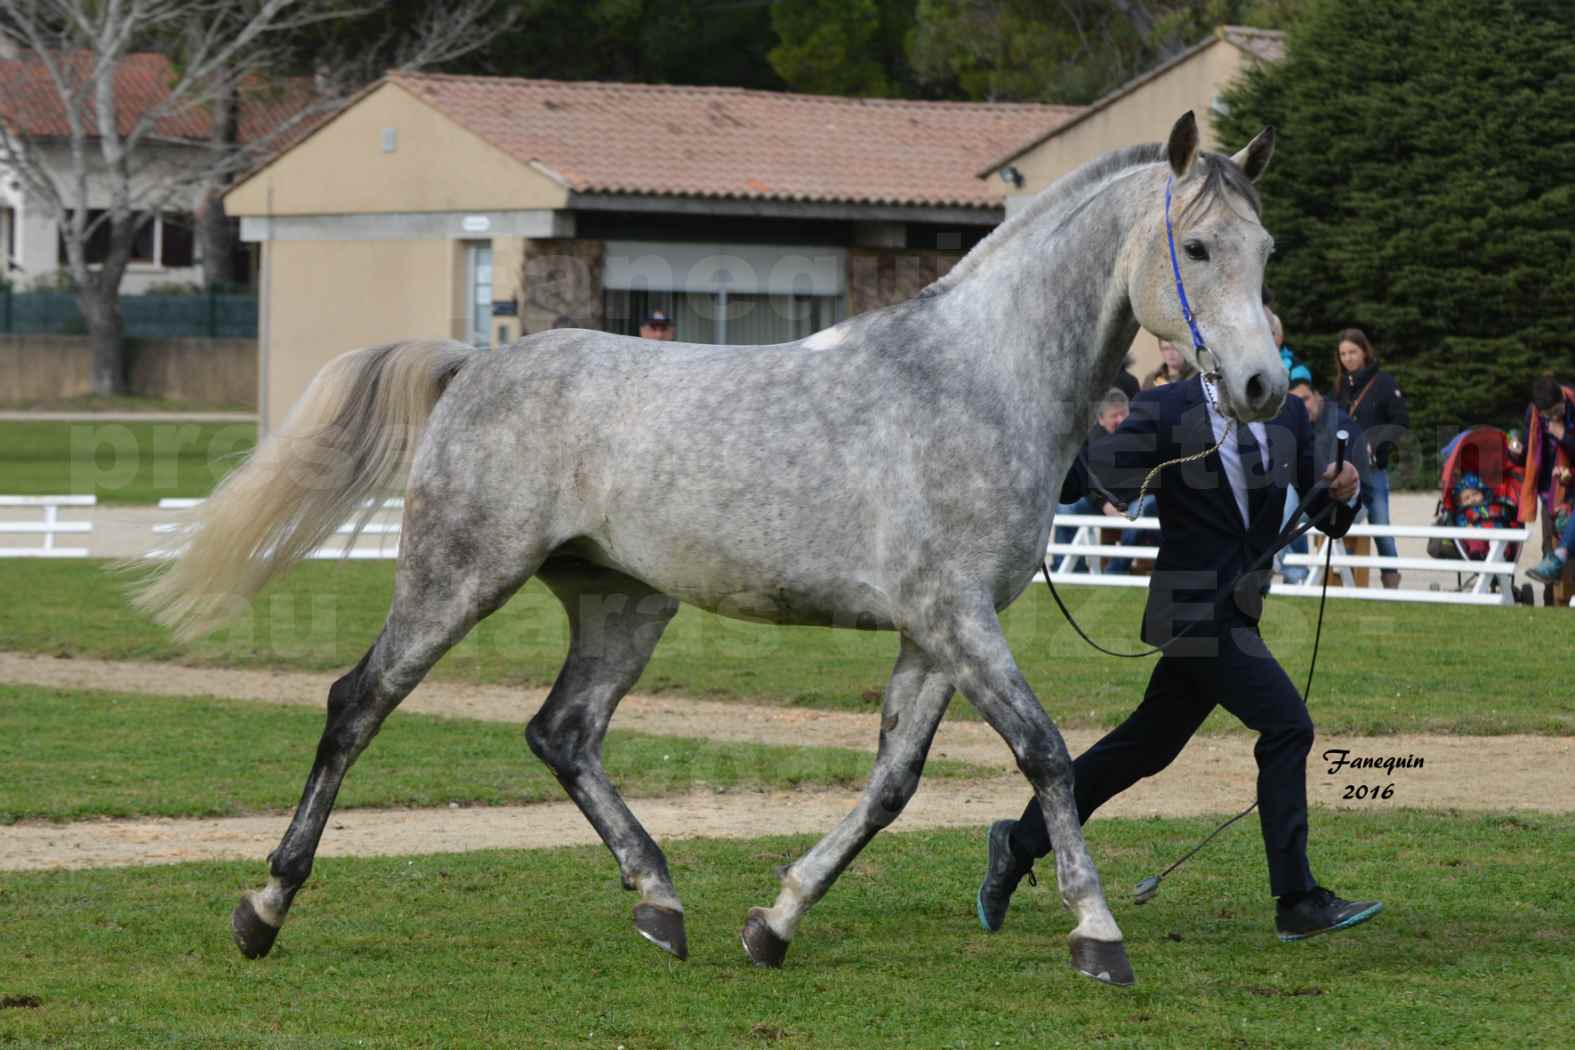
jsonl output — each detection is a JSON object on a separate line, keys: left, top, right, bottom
{"left": 1429, "top": 426, "right": 1532, "bottom": 603}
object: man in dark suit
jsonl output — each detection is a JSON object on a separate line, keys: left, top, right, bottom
{"left": 977, "top": 374, "right": 1382, "bottom": 942}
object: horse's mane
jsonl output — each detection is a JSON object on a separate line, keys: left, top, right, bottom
{"left": 924, "top": 143, "right": 1261, "bottom": 297}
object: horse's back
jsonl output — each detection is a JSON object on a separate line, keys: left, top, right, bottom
{"left": 414, "top": 330, "right": 908, "bottom": 621}
{"left": 413, "top": 321, "right": 1045, "bottom": 626}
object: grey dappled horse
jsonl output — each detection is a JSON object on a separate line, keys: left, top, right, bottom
{"left": 135, "top": 113, "right": 1281, "bottom": 987}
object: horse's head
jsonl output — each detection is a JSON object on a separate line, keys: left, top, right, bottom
{"left": 1128, "top": 112, "right": 1280, "bottom": 422}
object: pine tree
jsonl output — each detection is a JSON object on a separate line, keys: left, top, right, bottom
{"left": 1217, "top": 0, "right": 1575, "bottom": 481}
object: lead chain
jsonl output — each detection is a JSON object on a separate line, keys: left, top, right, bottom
{"left": 1125, "top": 370, "right": 1232, "bottom": 521}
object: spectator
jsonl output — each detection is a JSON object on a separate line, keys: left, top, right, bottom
{"left": 1113, "top": 352, "right": 1141, "bottom": 401}
{"left": 1094, "top": 388, "right": 1129, "bottom": 434}
{"left": 1514, "top": 376, "right": 1575, "bottom": 582}
{"left": 639, "top": 309, "right": 676, "bottom": 341}
{"left": 1528, "top": 505, "right": 1575, "bottom": 584}
{"left": 1090, "top": 390, "right": 1157, "bottom": 575}
{"left": 1054, "top": 389, "right": 1132, "bottom": 572}
{"left": 1284, "top": 380, "right": 1369, "bottom": 583}
{"left": 1334, "top": 328, "right": 1408, "bottom": 588}
{"left": 1143, "top": 339, "right": 1197, "bottom": 389}
{"left": 1291, "top": 381, "right": 1369, "bottom": 486}
{"left": 1267, "top": 309, "right": 1312, "bottom": 386}
{"left": 1451, "top": 473, "right": 1519, "bottom": 561}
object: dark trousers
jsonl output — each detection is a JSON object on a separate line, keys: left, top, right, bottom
{"left": 1010, "top": 623, "right": 1317, "bottom": 897}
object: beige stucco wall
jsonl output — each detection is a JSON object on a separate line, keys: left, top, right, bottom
{"left": 261, "top": 238, "right": 463, "bottom": 431}
{"left": 225, "top": 82, "right": 567, "bottom": 217}
{"left": 1008, "top": 41, "right": 1250, "bottom": 193}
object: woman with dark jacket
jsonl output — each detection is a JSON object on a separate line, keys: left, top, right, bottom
{"left": 1334, "top": 328, "right": 1409, "bottom": 588}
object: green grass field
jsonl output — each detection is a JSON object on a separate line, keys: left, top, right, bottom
{"left": 1, "top": 814, "right": 1570, "bottom": 1048}
{"left": 1, "top": 559, "right": 1567, "bottom": 736}
{"left": 0, "top": 685, "right": 983, "bottom": 825}
{"left": 0, "top": 420, "right": 256, "bottom": 503}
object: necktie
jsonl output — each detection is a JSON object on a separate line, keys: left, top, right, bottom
{"left": 1237, "top": 422, "right": 1269, "bottom": 527}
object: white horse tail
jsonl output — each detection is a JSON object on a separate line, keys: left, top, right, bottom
{"left": 132, "top": 339, "right": 478, "bottom": 640}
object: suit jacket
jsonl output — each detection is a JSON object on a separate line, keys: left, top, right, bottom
{"left": 1061, "top": 377, "right": 1357, "bottom": 647}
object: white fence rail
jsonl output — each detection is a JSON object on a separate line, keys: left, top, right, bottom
{"left": 0, "top": 495, "right": 95, "bottom": 558}
{"left": 1046, "top": 514, "right": 1157, "bottom": 587}
{"left": 1046, "top": 514, "right": 1530, "bottom": 606}
{"left": 153, "top": 498, "right": 403, "bottom": 560}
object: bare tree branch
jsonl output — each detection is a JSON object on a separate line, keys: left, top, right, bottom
{"left": 0, "top": 0, "right": 515, "bottom": 393}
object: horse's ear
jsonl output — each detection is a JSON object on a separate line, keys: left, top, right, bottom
{"left": 1230, "top": 126, "right": 1276, "bottom": 182}
{"left": 1167, "top": 112, "right": 1199, "bottom": 177}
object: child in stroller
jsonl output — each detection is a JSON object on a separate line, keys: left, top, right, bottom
{"left": 1429, "top": 427, "right": 1529, "bottom": 600}
{"left": 1449, "top": 472, "right": 1517, "bottom": 558}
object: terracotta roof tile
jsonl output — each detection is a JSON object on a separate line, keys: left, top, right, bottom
{"left": 1221, "top": 26, "right": 1286, "bottom": 63}
{"left": 0, "top": 51, "right": 316, "bottom": 144}
{"left": 389, "top": 73, "right": 1080, "bottom": 209}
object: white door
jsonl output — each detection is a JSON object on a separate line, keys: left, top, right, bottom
{"left": 465, "top": 241, "right": 493, "bottom": 348}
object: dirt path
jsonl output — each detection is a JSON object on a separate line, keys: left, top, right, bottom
{"left": 4, "top": 651, "right": 1571, "bottom": 871}
{"left": 0, "top": 779, "right": 1003, "bottom": 872}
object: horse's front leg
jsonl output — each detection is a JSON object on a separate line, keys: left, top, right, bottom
{"left": 918, "top": 595, "right": 1134, "bottom": 987}
{"left": 741, "top": 636, "right": 953, "bottom": 966}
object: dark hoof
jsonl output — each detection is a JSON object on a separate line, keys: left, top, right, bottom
{"left": 633, "top": 903, "right": 688, "bottom": 961}
{"left": 1069, "top": 935, "right": 1135, "bottom": 987}
{"left": 232, "top": 896, "right": 280, "bottom": 960}
{"left": 740, "top": 907, "right": 789, "bottom": 968}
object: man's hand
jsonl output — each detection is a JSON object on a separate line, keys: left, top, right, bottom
{"left": 1555, "top": 465, "right": 1572, "bottom": 484}
{"left": 1322, "top": 460, "right": 1359, "bottom": 503}
{"left": 1100, "top": 501, "right": 1125, "bottom": 517}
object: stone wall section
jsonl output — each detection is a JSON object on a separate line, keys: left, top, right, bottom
{"left": 0, "top": 335, "right": 257, "bottom": 406}
{"left": 847, "top": 248, "right": 961, "bottom": 316}
{"left": 521, "top": 238, "right": 605, "bottom": 335}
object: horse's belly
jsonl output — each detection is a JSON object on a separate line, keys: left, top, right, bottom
{"left": 566, "top": 536, "right": 896, "bottom": 629}
{"left": 685, "top": 584, "right": 897, "bottom": 630}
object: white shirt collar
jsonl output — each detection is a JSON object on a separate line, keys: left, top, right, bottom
{"left": 1202, "top": 379, "right": 1269, "bottom": 528}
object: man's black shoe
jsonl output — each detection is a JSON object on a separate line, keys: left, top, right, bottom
{"left": 1275, "top": 887, "right": 1382, "bottom": 942}
{"left": 976, "top": 820, "right": 1035, "bottom": 933}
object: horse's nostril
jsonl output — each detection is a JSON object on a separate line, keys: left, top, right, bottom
{"left": 1245, "top": 373, "right": 1267, "bottom": 406}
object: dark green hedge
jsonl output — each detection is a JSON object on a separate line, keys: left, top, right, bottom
{"left": 1216, "top": 0, "right": 1575, "bottom": 485}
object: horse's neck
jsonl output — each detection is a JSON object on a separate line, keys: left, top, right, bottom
{"left": 931, "top": 176, "right": 1143, "bottom": 450}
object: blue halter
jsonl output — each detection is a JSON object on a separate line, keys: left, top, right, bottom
{"left": 1164, "top": 175, "right": 1213, "bottom": 370}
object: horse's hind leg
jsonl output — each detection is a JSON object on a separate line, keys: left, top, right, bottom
{"left": 526, "top": 561, "right": 685, "bottom": 958}
{"left": 918, "top": 595, "right": 1133, "bottom": 987}
{"left": 742, "top": 636, "right": 953, "bottom": 967}
{"left": 231, "top": 526, "right": 542, "bottom": 959}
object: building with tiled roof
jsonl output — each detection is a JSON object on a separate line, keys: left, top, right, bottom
{"left": 222, "top": 74, "right": 1080, "bottom": 432}
{"left": 0, "top": 51, "right": 312, "bottom": 143}
{"left": 0, "top": 51, "right": 315, "bottom": 292}
{"left": 383, "top": 73, "right": 1077, "bottom": 209}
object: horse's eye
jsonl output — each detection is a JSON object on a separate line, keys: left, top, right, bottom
{"left": 1183, "top": 240, "right": 1209, "bottom": 262}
